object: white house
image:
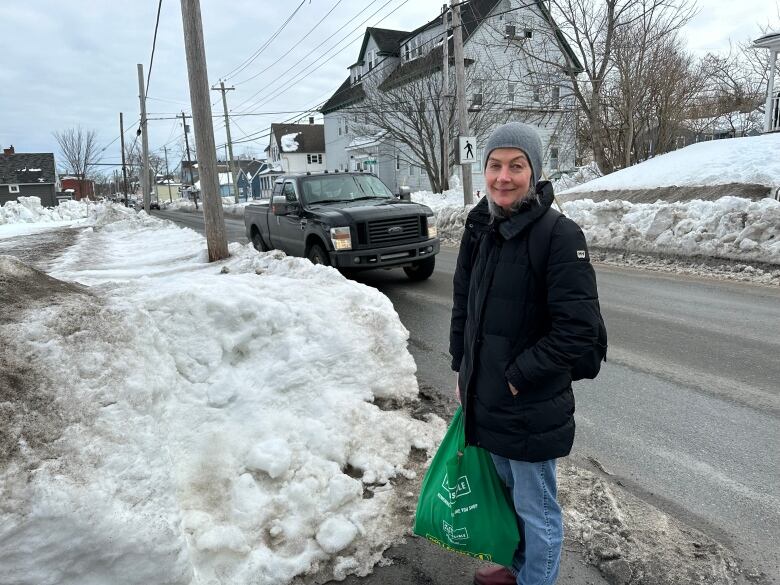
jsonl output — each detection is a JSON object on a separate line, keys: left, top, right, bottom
{"left": 320, "top": 0, "right": 583, "bottom": 195}
{"left": 265, "top": 121, "right": 327, "bottom": 174}
{"left": 753, "top": 31, "right": 780, "bottom": 133}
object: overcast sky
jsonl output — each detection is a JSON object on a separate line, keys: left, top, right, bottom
{"left": 1, "top": 0, "right": 777, "bottom": 174}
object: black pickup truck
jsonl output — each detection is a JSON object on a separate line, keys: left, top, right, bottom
{"left": 244, "top": 172, "right": 440, "bottom": 280}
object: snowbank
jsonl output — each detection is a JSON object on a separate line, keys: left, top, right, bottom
{"left": 163, "top": 197, "right": 257, "bottom": 214}
{"left": 560, "top": 134, "right": 780, "bottom": 194}
{"left": 0, "top": 207, "right": 444, "bottom": 584}
{"left": 562, "top": 196, "right": 780, "bottom": 265}
{"left": 0, "top": 196, "right": 96, "bottom": 225}
{"left": 413, "top": 179, "right": 780, "bottom": 265}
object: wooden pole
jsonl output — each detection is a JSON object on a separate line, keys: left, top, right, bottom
{"left": 137, "top": 64, "right": 151, "bottom": 212}
{"left": 180, "top": 0, "right": 228, "bottom": 261}
{"left": 441, "top": 21, "right": 451, "bottom": 191}
{"left": 119, "top": 112, "right": 129, "bottom": 207}
{"left": 213, "top": 80, "right": 240, "bottom": 203}
{"left": 451, "top": 0, "right": 473, "bottom": 204}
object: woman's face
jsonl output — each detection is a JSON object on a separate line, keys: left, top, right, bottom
{"left": 485, "top": 148, "right": 533, "bottom": 210}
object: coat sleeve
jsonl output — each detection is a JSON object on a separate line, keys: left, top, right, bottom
{"left": 505, "top": 217, "right": 600, "bottom": 388}
{"left": 449, "top": 228, "right": 475, "bottom": 372}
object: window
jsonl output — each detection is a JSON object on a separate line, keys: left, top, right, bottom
{"left": 368, "top": 50, "right": 375, "bottom": 71}
{"left": 533, "top": 86, "right": 540, "bottom": 102}
{"left": 9, "top": 184, "right": 20, "bottom": 193}
{"left": 552, "top": 86, "right": 560, "bottom": 106}
{"left": 338, "top": 125, "right": 342, "bottom": 136}
{"left": 550, "top": 147, "right": 559, "bottom": 170}
{"left": 282, "top": 182, "right": 297, "bottom": 201}
{"left": 524, "top": 28, "right": 533, "bottom": 38}
{"left": 474, "top": 148, "right": 484, "bottom": 174}
{"left": 508, "top": 82, "right": 516, "bottom": 102}
{"left": 472, "top": 80, "right": 484, "bottom": 106}
{"left": 344, "top": 119, "right": 348, "bottom": 134}
{"left": 396, "top": 153, "right": 401, "bottom": 171}
{"left": 307, "top": 154, "right": 322, "bottom": 165}
{"left": 405, "top": 44, "right": 410, "bottom": 61}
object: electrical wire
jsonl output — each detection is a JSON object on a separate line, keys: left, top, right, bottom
{"left": 146, "top": 0, "right": 164, "bottom": 99}
{"left": 232, "top": 0, "right": 346, "bottom": 86}
{"left": 222, "top": 0, "right": 308, "bottom": 81}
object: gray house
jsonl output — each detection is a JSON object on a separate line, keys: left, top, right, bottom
{"left": 0, "top": 147, "right": 59, "bottom": 206}
{"left": 321, "top": 0, "right": 583, "bottom": 194}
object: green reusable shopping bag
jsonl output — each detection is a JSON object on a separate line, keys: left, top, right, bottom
{"left": 413, "top": 407, "right": 520, "bottom": 567}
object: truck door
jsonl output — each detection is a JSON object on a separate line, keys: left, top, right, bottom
{"left": 273, "top": 181, "right": 306, "bottom": 257}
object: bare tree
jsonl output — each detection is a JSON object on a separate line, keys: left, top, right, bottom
{"left": 345, "top": 46, "right": 510, "bottom": 193}
{"left": 53, "top": 126, "right": 102, "bottom": 200}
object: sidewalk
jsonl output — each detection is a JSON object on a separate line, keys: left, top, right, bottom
{"left": 337, "top": 536, "right": 609, "bottom": 585}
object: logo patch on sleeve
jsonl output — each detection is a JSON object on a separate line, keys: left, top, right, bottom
{"left": 577, "top": 250, "right": 586, "bottom": 259}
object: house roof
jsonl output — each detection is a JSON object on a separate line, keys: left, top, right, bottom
{"left": 270, "top": 123, "right": 325, "bottom": 153}
{"left": 321, "top": 77, "right": 367, "bottom": 114}
{"left": 350, "top": 27, "right": 411, "bottom": 67}
{"left": 322, "top": 0, "right": 583, "bottom": 112}
{"left": 0, "top": 152, "right": 56, "bottom": 185}
{"left": 379, "top": 44, "right": 475, "bottom": 91}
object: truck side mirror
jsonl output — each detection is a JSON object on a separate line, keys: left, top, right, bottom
{"left": 272, "top": 195, "right": 297, "bottom": 216}
{"left": 398, "top": 186, "right": 411, "bottom": 201}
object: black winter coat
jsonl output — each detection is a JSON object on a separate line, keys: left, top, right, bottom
{"left": 449, "top": 182, "right": 601, "bottom": 462}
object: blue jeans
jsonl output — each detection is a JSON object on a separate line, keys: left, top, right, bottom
{"left": 490, "top": 455, "right": 562, "bottom": 585}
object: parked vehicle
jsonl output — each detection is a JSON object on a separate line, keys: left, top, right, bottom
{"left": 244, "top": 172, "right": 439, "bottom": 280}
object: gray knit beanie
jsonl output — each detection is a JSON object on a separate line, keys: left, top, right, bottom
{"left": 483, "top": 122, "right": 543, "bottom": 185}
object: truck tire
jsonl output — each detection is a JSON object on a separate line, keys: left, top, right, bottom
{"left": 307, "top": 244, "right": 330, "bottom": 266}
{"left": 403, "top": 256, "right": 435, "bottom": 281}
{"left": 251, "top": 227, "right": 269, "bottom": 252}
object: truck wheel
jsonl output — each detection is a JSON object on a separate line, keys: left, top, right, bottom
{"left": 251, "top": 228, "right": 268, "bottom": 252}
{"left": 307, "top": 244, "right": 330, "bottom": 266}
{"left": 404, "top": 256, "right": 435, "bottom": 281}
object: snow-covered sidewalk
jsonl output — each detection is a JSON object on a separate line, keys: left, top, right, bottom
{"left": 0, "top": 204, "right": 444, "bottom": 585}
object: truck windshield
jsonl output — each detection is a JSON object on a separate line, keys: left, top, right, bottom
{"left": 301, "top": 175, "right": 394, "bottom": 204}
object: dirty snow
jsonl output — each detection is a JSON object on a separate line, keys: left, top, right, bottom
{"left": 0, "top": 204, "right": 445, "bottom": 585}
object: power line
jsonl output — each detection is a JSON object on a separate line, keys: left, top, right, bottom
{"left": 223, "top": 0, "right": 308, "bottom": 81}
{"left": 146, "top": 0, "right": 164, "bottom": 99}
{"left": 230, "top": 0, "right": 387, "bottom": 112}
{"left": 233, "top": 0, "right": 347, "bottom": 86}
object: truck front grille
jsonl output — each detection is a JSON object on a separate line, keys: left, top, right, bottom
{"left": 365, "top": 216, "right": 422, "bottom": 246}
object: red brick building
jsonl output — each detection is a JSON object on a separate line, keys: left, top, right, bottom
{"left": 60, "top": 176, "right": 95, "bottom": 200}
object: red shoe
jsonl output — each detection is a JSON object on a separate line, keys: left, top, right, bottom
{"left": 473, "top": 565, "right": 516, "bottom": 585}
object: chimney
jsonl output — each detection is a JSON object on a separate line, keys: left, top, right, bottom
{"left": 3, "top": 145, "right": 14, "bottom": 155}
{"left": 309, "top": 117, "right": 315, "bottom": 125}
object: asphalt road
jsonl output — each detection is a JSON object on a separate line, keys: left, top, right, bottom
{"left": 154, "top": 209, "right": 780, "bottom": 583}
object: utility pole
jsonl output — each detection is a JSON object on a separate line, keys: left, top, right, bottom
{"left": 137, "top": 64, "right": 151, "bottom": 213}
{"left": 163, "top": 145, "right": 172, "bottom": 202}
{"left": 181, "top": 112, "right": 195, "bottom": 193}
{"left": 120, "top": 112, "right": 129, "bottom": 207}
{"left": 180, "top": 0, "right": 228, "bottom": 261}
{"left": 451, "top": 0, "right": 473, "bottom": 205}
{"left": 441, "top": 17, "right": 451, "bottom": 191}
{"left": 213, "top": 80, "right": 240, "bottom": 203}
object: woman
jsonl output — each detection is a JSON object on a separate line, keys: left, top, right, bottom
{"left": 449, "top": 122, "right": 602, "bottom": 585}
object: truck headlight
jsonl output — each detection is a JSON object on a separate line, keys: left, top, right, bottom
{"left": 330, "top": 226, "right": 352, "bottom": 251}
{"left": 426, "top": 216, "right": 438, "bottom": 239}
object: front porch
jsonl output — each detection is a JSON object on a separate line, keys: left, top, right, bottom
{"left": 753, "top": 31, "right": 780, "bottom": 133}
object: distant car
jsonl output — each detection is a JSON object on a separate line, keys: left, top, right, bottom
{"left": 150, "top": 201, "right": 161, "bottom": 210}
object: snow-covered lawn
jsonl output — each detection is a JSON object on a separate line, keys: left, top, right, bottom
{"left": 0, "top": 203, "right": 444, "bottom": 585}
{"left": 559, "top": 134, "right": 780, "bottom": 193}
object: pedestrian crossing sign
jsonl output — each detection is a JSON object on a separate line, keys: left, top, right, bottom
{"left": 458, "top": 136, "right": 477, "bottom": 165}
